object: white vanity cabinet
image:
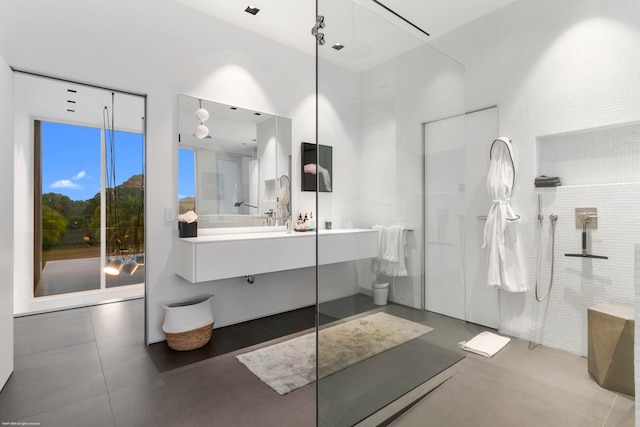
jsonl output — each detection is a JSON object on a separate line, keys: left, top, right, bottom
{"left": 174, "top": 229, "right": 378, "bottom": 283}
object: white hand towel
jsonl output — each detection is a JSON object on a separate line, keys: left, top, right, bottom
{"left": 459, "top": 331, "right": 510, "bottom": 358}
{"left": 371, "top": 226, "right": 408, "bottom": 277}
{"left": 383, "top": 225, "right": 402, "bottom": 262}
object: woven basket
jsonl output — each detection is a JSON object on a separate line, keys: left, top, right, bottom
{"left": 162, "top": 295, "right": 214, "bottom": 351}
{"left": 165, "top": 322, "right": 214, "bottom": 351}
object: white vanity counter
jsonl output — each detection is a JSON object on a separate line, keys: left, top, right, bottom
{"left": 175, "top": 228, "right": 378, "bottom": 283}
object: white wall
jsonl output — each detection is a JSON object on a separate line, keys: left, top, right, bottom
{"left": 0, "top": 0, "right": 365, "bottom": 343}
{"left": 304, "top": 60, "right": 362, "bottom": 230}
{"left": 356, "top": 44, "right": 465, "bottom": 308}
{"left": 434, "top": 0, "right": 640, "bottom": 356}
{"left": 13, "top": 74, "right": 146, "bottom": 314}
{"left": 635, "top": 245, "right": 640, "bottom": 425}
{"left": 0, "top": 53, "right": 14, "bottom": 390}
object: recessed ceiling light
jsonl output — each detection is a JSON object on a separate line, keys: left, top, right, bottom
{"left": 230, "top": 106, "right": 238, "bottom": 110}
{"left": 254, "top": 112, "right": 261, "bottom": 116}
{"left": 245, "top": 5, "right": 259, "bottom": 15}
{"left": 332, "top": 43, "right": 345, "bottom": 51}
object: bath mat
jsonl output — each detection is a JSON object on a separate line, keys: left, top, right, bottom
{"left": 236, "top": 312, "right": 433, "bottom": 395}
{"left": 459, "top": 331, "right": 510, "bottom": 358}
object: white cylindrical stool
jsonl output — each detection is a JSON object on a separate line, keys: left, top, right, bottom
{"left": 372, "top": 282, "right": 389, "bottom": 305}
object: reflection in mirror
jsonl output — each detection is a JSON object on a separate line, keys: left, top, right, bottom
{"left": 277, "top": 174, "right": 291, "bottom": 224}
{"left": 178, "top": 95, "right": 292, "bottom": 229}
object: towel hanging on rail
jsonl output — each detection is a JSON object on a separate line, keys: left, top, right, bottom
{"left": 371, "top": 225, "right": 408, "bottom": 277}
{"left": 482, "top": 137, "right": 527, "bottom": 292}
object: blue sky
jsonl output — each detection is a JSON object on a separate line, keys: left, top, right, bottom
{"left": 42, "top": 121, "right": 144, "bottom": 201}
{"left": 178, "top": 148, "right": 195, "bottom": 199}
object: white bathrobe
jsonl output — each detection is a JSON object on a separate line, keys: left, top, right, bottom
{"left": 482, "top": 138, "right": 527, "bottom": 292}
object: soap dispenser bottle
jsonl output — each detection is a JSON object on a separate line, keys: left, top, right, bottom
{"left": 295, "top": 213, "right": 303, "bottom": 231}
{"left": 308, "top": 212, "right": 316, "bottom": 230}
{"left": 303, "top": 213, "right": 309, "bottom": 230}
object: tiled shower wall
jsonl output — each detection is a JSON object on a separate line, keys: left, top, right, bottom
{"left": 433, "top": 0, "right": 639, "bottom": 356}
{"left": 635, "top": 245, "right": 639, "bottom": 422}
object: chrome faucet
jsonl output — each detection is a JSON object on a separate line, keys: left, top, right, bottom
{"left": 235, "top": 201, "right": 257, "bottom": 212}
{"left": 265, "top": 209, "right": 275, "bottom": 226}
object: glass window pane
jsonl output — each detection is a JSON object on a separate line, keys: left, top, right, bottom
{"left": 105, "top": 130, "right": 145, "bottom": 288}
{"left": 37, "top": 122, "right": 102, "bottom": 296}
{"left": 178, "top": 148, "right": 195, "bottom": 214}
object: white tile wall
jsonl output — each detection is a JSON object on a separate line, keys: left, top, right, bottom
{"left": 433, "top": 0, "right": 640, "bottom": 362}
{"left": 537, "top": 122, "right": 640, "bottom": 186}
{"left": 635, "top": 244, "right": 640, "bottom": 426}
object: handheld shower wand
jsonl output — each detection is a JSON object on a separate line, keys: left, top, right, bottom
{"left": 537, "top": 194, "right": 543, "bottom": 223}
{"left": 535, "top": 212, "right": 558, "bottom": 302}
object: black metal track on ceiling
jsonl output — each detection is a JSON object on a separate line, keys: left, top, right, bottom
{"left": 371, "top": 0, "right": 430, "bottom": 37}
{"left": 12, "top": 68, "right": 146, "bottom": 98}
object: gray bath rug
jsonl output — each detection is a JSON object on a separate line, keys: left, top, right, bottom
{"left": 235, "top": 312, "right": 433, "bottom": 395}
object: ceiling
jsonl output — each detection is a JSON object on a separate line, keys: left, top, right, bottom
{"left": 169, "top": 0, "right": 517, "bottom": 72}
{"left": 0, "top": 0, "right": 518, "bottom": 129}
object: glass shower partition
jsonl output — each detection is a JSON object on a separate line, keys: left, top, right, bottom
{"left": 315, "top": 1, "right": 468, "bottom": 425}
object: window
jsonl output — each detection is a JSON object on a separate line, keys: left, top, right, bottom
{"left": 178, "top": 148, "right": 195, "bottom": 214}
{"left": 34, "top": 121, "right": 145, "bottom": 296}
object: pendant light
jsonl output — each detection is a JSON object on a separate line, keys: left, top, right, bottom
{"left": 194, "top": 99, "right": 210, "bottom": 139}
{"left": 122, "top": 115, "right": 146, "bottom": 276}
{"left": 121, "top": 258, "right": 139, "bottom": 275}
{"left": 104, "top": 257, "right": 124, "bottom": 275}
{"left": 103, "top": 94, "right": 123, "bottom": 276}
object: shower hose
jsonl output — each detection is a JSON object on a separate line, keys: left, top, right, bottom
{"left": 535, "top": 214, "right": 557, "bottom": 302}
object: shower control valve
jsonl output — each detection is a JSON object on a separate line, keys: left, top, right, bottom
{"left": 575, "top": 208, "right": 598, "bottom": 229}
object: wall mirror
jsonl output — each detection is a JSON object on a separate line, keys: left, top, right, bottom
{"left": 178, "top": 95, "right": 292, "bottom": 229}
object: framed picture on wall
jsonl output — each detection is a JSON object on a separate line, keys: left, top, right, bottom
{"left": 301, "top": 142, "right": 332, "bottom": 192}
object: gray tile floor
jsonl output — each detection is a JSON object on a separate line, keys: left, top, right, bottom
{"left": 2, "top": 298, "right": 316, "bottom": 427}
{"left": 391, "top": 339, "right": 635, "bottom": 427}
{"left": 0, "top": 298, "right": 634, "bottom": 426}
